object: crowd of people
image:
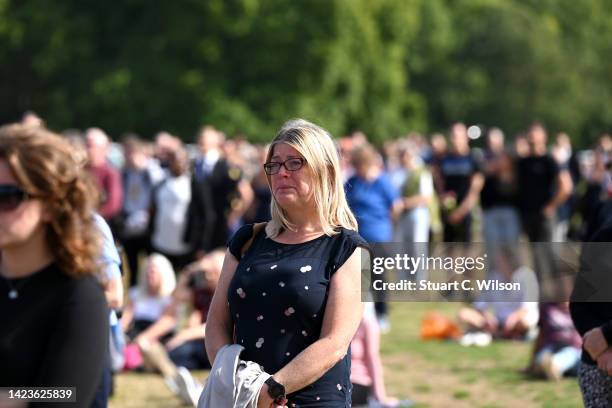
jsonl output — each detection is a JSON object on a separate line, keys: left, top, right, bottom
{"left": 1, "top": 111, "right": 611, "bottom": 407}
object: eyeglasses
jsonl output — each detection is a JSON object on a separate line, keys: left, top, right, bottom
{"left": 263, "top": 158, "right": 306, "bottom": 175}
{"left": 0, "top": 185, "right": 31, "bottom": 212}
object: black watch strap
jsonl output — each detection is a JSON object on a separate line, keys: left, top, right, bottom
{"left": 265, "top": 376, "right": 286, "bottom": 401}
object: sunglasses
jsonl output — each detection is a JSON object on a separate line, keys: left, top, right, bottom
{"left": 263, "top": 158, "right": 306, "bottom": 175}
{"left": 0, "top": 185, "right": 32, "bottom": 212}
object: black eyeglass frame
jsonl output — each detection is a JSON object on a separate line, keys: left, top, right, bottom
{"left": 263, "top": 157, "right": 307, "bottom": 175}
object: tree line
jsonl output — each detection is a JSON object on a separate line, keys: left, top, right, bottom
{"left": 1, "top": 0, "right": 611, "bottom": 146}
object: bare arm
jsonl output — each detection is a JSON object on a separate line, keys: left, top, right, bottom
{"left": 270, "top": 248, "right": 364, "bottom": 394}
{"left": 104, "top": 274, "right": 124, "bottom": 310}
{"left": 205, "top": 250, "right": 239, "bottom": 364}
{"left": 457, "top": 172, "right": 484, "bottom": 216}
{"left": 135, "top": 300, "right": 178, "bottom": 344}
{"left": 543, "top": 170, "right": 573, "bottom": 216}
{"left": 121, "top": 298, "right": 134, "bottom": 332}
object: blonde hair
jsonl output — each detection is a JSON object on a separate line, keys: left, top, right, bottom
{"left": 0, "top": 124, "right": 101, "bottom": 277}
{"left": 265, "top": 119, "right": 358, "bottom": 238}
{"left": 138, "top": 253, "right": 176, "bottom": 298}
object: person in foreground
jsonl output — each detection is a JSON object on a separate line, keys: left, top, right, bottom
{"left": 205, "top": 119, "right": 367, "bottom": 407}
{"left": 0, "top": 124, "right": 108, "bottom": 407}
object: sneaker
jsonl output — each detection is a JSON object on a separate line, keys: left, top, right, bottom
{"left": 459, "top": 333, "right": 476, "bottom": 347}
{"left": 459, "top": 332, "right": 491, "bottom": 347}
{"left": 472, "top": 332, "right": 492, "bottom": 347}
{"left": 539, "top": 351, "right": 562, "bottom": 381}
{"left": 175, "top": 366, "right": 203, "bottom": 406}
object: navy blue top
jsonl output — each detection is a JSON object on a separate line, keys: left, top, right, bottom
{"left": 344, "top": 174, "right": 399, "bottom": 243}
{"left": 228, "top": 224, "right": 368, "bottom": 407}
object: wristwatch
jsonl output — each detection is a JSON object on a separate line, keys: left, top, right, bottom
{"left": 265, "top": 376, "right": 286, "bottom": 402}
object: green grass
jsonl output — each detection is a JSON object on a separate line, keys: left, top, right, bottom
{"left": 110, "top": 302, "right": 583, "bottom": 407}
{"left": 382, "top": 302, "right": 582, "bottom": 407}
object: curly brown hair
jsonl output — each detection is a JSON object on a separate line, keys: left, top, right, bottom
{"left": 0, "top": 124, "right": 102, "bottom": 278}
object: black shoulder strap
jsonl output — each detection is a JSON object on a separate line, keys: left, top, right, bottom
{"left": 240, "top": 222, "right": 266, "bottom": 258}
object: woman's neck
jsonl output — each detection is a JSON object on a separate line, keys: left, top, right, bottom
{"left": 0, "top": 229, "right": 54, "bottom": 278}
{"left": 282, "top": 209, "right": 323, "bottom": 236}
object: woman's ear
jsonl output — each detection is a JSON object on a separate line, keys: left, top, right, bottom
{"left": 40, "top": 204, "right": 53, "bottom": 222}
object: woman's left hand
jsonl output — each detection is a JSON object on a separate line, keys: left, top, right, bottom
{"left": 257, "top": 384, "right": 287, "bottom": 408}
{"left": 584, "top": 327, "right": 608, "bottom": 360}
{"left": 596, "top": 349, "right": 612, "bottom": 375}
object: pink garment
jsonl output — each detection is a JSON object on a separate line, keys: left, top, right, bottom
{"left": 350, "top": 313, "right": 385, "bottom": 400}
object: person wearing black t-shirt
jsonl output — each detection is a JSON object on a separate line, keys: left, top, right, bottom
{"left": 480, "top": 129, "right": 520, "bottom": 259}
{"left": 516, "top": 123, "right": 573, "bottom": 242}
{"left": 516, "top": 124, "right": 572, "bottom": 298}
{"left": 0, "top": 124, "right": 108, "bottom": 407}
{"left": 434, "top": 122, "right": 484, "bottom": 242}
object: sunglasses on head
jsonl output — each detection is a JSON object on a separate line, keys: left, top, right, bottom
{"left": 0, "top": 185, "right": 31, "bottom": 212}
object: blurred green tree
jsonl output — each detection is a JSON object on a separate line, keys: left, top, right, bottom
{"left": 0, "top": 0, "right": 609, "bottom": 146}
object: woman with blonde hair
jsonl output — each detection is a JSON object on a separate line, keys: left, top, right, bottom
{"left": 205, "top": 119, "right": 368, "bottom": 407}
{"left": 122, "top": 253, "right": 176, "bottom": 340}
{"left": 0, "top": 124, "right": 108, "bottom": 407}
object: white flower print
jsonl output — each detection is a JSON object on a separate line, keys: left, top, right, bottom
{"left": 301, "top": 330, "right": 308, "bottom": 336}
{"left": 256, "top": 315, "right": 264, "bottom": 321}
{"left": 270, "top": 264, "right": 278, "bottom": 270}
{"left": 255, "top": 338, "right": 264, "bottom": 348}
{"left": 284, "top": 307, "right": 295, "bottom": 316}
{"left": 336, "top": 384, "right": 342, "bottom": 391}
{"left": 237, "top": 288, "right": 246, "bottom": 299}
{"left": 300, "top": 265, "right": 312, "bottom": 273}
{"left": 304, "top": 285, "right": 309, "bottom": 290}
{"left": 279, "top": 281, "right": 285, "bottom": 287}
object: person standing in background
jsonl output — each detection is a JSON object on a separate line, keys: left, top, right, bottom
{"left": 346, "top": 143, "right": 402, "bottom": 332}
{"left": 119, "top": 135, "right": 163, "bottom": 286}
{"left": 194, "top": 126, "right": 253, "bottom": 249}
{"left": 516, "top": 123, "right": 572, "bottom": 243}
{"left": 479, "top": 128, "right": 520, "bottom": 262}
{"left": 551, "top": 132, "right": 580, "bottom": 242}
{"left": 434, "top": 123, "right": 484, "bottom": 243}
{"left": 86, "top": 127, "right": 124, "bottom": 223}
{"left": 516, "top": 123, "right": 572, "bottom": 299}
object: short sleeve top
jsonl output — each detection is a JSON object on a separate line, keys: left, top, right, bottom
{"left": 227, "top": 224, "right": 368, "bottom": 408}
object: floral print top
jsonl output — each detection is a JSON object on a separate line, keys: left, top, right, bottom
{"left": 228, "top": 224, "right": 368, "bottom": 407}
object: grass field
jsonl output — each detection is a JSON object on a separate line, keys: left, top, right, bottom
{"left": 110, "top": 302, "right": 583, "bottom": 408}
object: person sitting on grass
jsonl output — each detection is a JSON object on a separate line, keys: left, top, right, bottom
{"left": 526, "top": 302, "right": 581, "bottom": 381}
{"left": 134, "top": 249, "right": 224, "bottom": 406}
{"left": 458, "top": 246, "right": 539, "bottom": 344}
{"left": 122, "top": 253, "right": 176, "bottom": 343}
